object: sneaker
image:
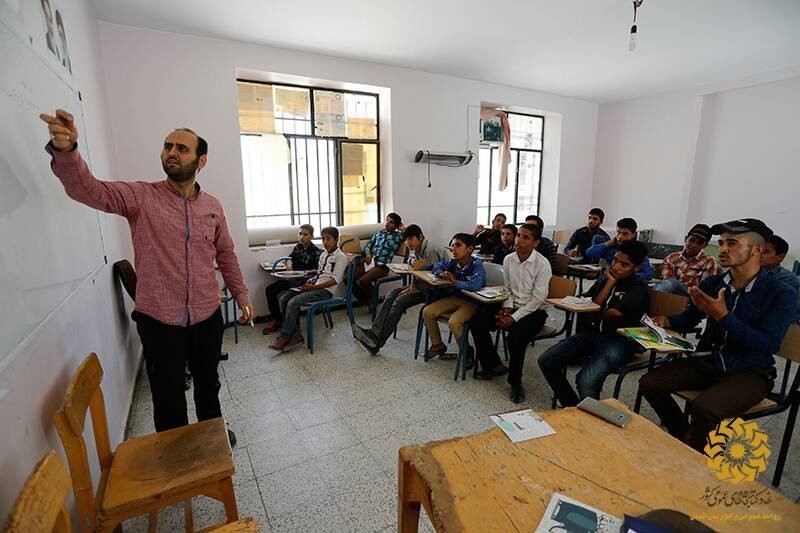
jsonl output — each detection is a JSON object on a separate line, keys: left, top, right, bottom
{"left": 227, "top": 428, "right": 237, "bottom": 447}
{"left": 280, "top": 333, "right": 305, "bottom": 352}
{"left": 510, "top": 384, "right": 526, "bottom": 404}
{"left": 352, "top": 325, "right": 380, "bottom": 355}
{"left": 262, "top": 320, "right": 280, "bottom": 334}
{"left": 269, "top": 334, "right": 289, "bottom": 351}
{"left": 475, "top": 365, "right": 508, "bottom": 380}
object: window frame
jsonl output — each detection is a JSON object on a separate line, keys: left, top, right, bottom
{"left": 477, "top": 111, "right": 544, "bottom": 225}
{"left": 237, "top": 78, "right": 381, "bottom": 227}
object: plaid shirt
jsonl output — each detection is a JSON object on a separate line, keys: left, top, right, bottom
{"left": 290, "top": 243, "right": 321, "bottom": 271}
{"left": 47, "top": 143, "right": 248, "bottom": 326}
{"left": 661, "top": 250, "right": 716, "bottom": 288}
{"left": 363, "top": 229, "right": 402, "bottom": 266}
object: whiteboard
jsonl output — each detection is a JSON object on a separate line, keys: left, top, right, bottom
{"left": 0, "top": 19, "right": 106, "bottom": 364}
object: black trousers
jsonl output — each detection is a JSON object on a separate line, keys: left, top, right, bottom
{"left": 133, "top": 309, "right": 224, "bottom": 432}
{"left": 470, "top": 307, "right": 547, "bottom": 387}
{"left": 265, "top": 279, "right": 292, "bottom": 322}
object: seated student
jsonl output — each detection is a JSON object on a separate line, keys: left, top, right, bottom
{"left": 653, "top": 224, "right": 716, "bottom": 296}
{"left": 639, "top": 219, "right": 795, "bottom": 452}
{"left": 353, "top": 213, "right": 403, "bottom": 304}
{"left": 474, "top": 213, "right": 506, "bottom": 253}
{"left": 538, "top": 240, "right": 650, "bottom": 406}
{"left": 471, "top": 224, "right": 552, "bottom": 403}
{"left": 422, "top": 233, "right": 486, "bottom": 361}
{"left": 492, "top": 224, "right": 516, "bottom": 264}
{"left": 761, "top": 235, "right": 799, "bottom": 323}
{"left": 586, "top": 217, "right": 652, "bottom": 280}
{"left": 262, "top": 224, "right": 322, "bottom": 334}
{"left": 268, "top": 226, "right": 348, "bottom": 352}
{"left": 565, "top": 208, "right": 610, "bottom": 263}
{"left": 351, "top": 225, "right": 450, "bottom": 354}
{"left": 524, "top": 215, "right": 560, "bottom": 274}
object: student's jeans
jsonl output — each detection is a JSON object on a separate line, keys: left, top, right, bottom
{"left": 265, "top": 279, "right": 292, "bottom": 322}
{"left": 278, "top": 289, "right": 332, "bottom": 338}
{"left": 639, "top": 355, "right": 772, "bottom": 452}
{"left": 371, "top": 287, "right": 425, "bottom": 347}
{"left": 537, "top": 330, "right": 638, "bottom": 407}
{"left": 470, "top": 307, "right": 548, "bottom": 387}
{"left": 652, "top": 277, "right": 689, "bottom": 296}
{"left": 133, "top": 308, "right": 224, "bottom": 432}
{"left": 422, "top": 295, "right": 478, "bottom": 347}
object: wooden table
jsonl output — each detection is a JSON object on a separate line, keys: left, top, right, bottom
{"left": 567, "top": 263, "right": 602, "bottom": 292}
{"left": 397, "top": 399, "right": 800, "bottom": 532}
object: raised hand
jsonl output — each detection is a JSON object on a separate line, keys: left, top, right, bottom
{"left": 39, "top": 109, "right": 78, "bottom": 152}
{"left": 688, "top": 286, "right": 728, "bottom": 321}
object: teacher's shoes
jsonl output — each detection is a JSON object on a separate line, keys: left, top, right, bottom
{"left": 510, "top": 384, "right": 526, "bottom": 404}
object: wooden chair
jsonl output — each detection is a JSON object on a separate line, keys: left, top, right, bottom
{"left": 53, "top": 353, "right": 239, "bottom": 532}
{"left": 338, "top": 234, "right": 363, "bottom": 254}
{"left": 673, "top": 324, "right": 800, "bottom": 487}
{"left": 4, "top": 451, "right": 72, "bottom": 532}
{"left": 552, "top": 229, "right": 571, "bottom": 248}
{"left": 554, "top": 253, "right": 571, "bottom": 276}
{"left": 611, "top": 291, "right": 690, "bottom": 411}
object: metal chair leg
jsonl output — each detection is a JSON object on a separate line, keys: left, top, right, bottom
{"left": 306, "top": 307, "right": 315, "bottom": 353}
{"left": 414, "top": 307, "right": 426, "bottom": 360}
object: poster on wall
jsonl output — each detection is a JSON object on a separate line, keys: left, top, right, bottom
{"left": 480, "top": 116, "right": 503, "bottom": 143}
{"left": 39, "top": 0, "right": 71, "bottom": 74}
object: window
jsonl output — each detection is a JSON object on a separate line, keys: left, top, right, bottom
{"left": 476, "top": 112, "right": 544, "bottom": 225}
{"left": 237, "top": 80, "right": 380, "bottom": 231}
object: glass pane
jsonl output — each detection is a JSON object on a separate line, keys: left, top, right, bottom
{"left": 508, "top": 113, "right": 543, "bottom": 150}
{"left": 516, "top": 151, "right": 542, "bottom": 221}
{"left": 274, "top": 86, "right": 311, "bottom": 135}
{"left": 237, "top": 82, "right": 274, "bottom": 134}
{"left": 314, "top": 90, "right": 346, "bottom": 137}
{"left": 345, "top": 93, "right": 378, "bottom": 139}
{"left": 342, "top": 142, "right": 378, "bottom": 225}
{"left": 490, "top": 150, "right": 517, "bottom": 221}
{"left": 477, "top": 148, "right": 491, "bottom": 213}
{"left": 240, "top": 134, "right": 292, "bottom": 229}
{"left": 476, "top": 207, "right": 489, "bottom": 226}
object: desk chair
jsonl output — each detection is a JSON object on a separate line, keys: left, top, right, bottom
{"left": 672, "top": 324, "right": 800, "bottom": 487}
{"left": 53, "top": 354, "right": 239, "bottom": 532}
{"left": 303, "top": 257, "right": 358, "bottom": 353}
{"left": 338, "top": 234, "right": 363, "bottom": 254}
{"left": 552, "top": 229, "right": 571, "bottom": 250}
{"left": 554, "top": 253, "right": 571, "bottom": 276}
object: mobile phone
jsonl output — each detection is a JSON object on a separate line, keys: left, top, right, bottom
{"left": 577, "top": 397, "right": 630, "bottom": 428}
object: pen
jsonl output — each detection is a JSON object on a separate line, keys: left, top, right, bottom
{"left": 249, "top": 319, "right": 254, "bottom": 328}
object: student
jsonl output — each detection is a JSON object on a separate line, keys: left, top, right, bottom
{"left": 524, "top": 215, "right": 560, "bottom": 274}
{"left": 474, "top": 213, "right": 506, "bottom": 253}
{"left": 761, "top": 235, "right": 799, "bottom": 323}
{"left": 40, "top": 110, "right": 252, "bottom": 445}
{"left": 353, "top": 213, "right": 403, "bottom": 304}
{"left": 262, "top": 224, "right": 322, "bottom": 333}
{"left": 422, "top": 234, "right": 486, "bottom": 361}
{"left": 471, "top": 224, "right": 552, "bottom": 403}
{"left": 269, "top": 226, "right": 348, "bottom": 352}
{"left": 639, "top": 219, "right": 795, "bottom": 452}
{"left": 585, "top": 217, "right": 652, "bottom": 280}
{"left": 538, "top": 241, "right": 650, "bottom": 407}
{"left": 492, "top": 224, "right": 517, "bottom": 264}
{"left": 653, "top": 224, "right": 716, "bottom": 296}
{"left": 351, "top": 225, "right": 450, "bottom": 354}
{"left": 565, "top": 208, "right": 610, "bottom": 263}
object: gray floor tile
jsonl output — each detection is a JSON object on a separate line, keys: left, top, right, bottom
{"left": 258, "top": 461, "right": 330, "bottom": 518}
{"left": 248, "top": 430, "right": 313, "bottom": 477}
{"left": 269, "top": 496, "right": 351, "bottom": 533}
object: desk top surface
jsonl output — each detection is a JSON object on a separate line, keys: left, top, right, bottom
{"left": 461, "top": 286, "right": 508, "bottom": 304}
{"left": 546, "top": 297, "right": 601, "bottom": 313}
{"left": 410, "top": 270, "right": 454, "bottom": 286}
{"left": 399, "top": 399, "right": 800, "bottom": 532}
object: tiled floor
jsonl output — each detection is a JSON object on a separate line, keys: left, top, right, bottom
{"left": 124, "top": 306, "right": 800, "bottom": 531}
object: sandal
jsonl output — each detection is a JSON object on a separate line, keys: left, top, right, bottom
{"left": 438, "top": 352, "right": 457, "bottom": 361}
{"left": 424, "top": 344, "right": 448, "bottom": 361}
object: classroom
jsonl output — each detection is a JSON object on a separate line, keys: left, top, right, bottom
{"left": 2, "top": 1, "right": 800, "bottom": 531}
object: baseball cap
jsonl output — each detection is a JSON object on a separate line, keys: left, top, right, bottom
{"left": 710, "top": 218, "right": 773, "bottom": 241}
{"left": 686, "top": 223, "right": 712, "bottom": 243}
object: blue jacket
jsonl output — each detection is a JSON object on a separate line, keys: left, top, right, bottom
{"left": 767, "top": 265, "right": 800, "bottom": 324}
{"left": 668, "top": 269, "right": 795, "bottom": 376}
{"left": 432, "top": 256, "right": 486, "bottom": 292}
{"left": 586, "top": 241, "right": 653, "bottom": 280}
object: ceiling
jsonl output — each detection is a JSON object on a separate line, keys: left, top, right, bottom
{"left": 91, "top": 0, "right": 800, "bottom": 103}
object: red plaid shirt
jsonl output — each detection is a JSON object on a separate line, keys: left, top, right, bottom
{"left": 48, "top": 144, "right": 249, "bottom": 325}
{"left": 661, "top": 249, "right": 717, "bottom": 288}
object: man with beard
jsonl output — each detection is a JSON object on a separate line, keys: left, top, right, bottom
{"left": 40, "top": 109, "right": 252, "bottom": 445}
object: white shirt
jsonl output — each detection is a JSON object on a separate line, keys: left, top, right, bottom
{"left": 502, "top": 249, "right": 552, "bottom": 322}
{"left": 311, "top": 247, "right": 349, "bottom": 297}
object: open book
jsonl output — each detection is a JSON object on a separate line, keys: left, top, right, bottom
{"left": 640, "top": 314, "right": 696, "bottom": 351}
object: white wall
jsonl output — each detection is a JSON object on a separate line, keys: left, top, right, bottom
{"left": 96, "top": 23, "right": 599, "bottom": 315}
{"left": 593, "top": 74, "right": 800, "bottom": 254}
{"left": 0, "top": 1, "right": 139, "bottom": 517}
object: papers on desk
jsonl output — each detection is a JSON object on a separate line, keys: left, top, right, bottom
{"left": 536, "top": 492, "right": 622, "bottom": 533}
{"left": 389, "top": 262, "right": 411, "bottom": 271}
{"left": 476, "top": 288, "right": 505, "bottom": 299}
{"left": 560, "top": 296, "right": 595, "bottom": 307}
{"left": 490, "top": 409, "right": 555, "bottom": 443}
{"left": 570, "top": 264, "right": 602, "bottom": 272}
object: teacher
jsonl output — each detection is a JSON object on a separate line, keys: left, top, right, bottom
{"left": 40, "top": 109, "right": 252, "bottom": 445}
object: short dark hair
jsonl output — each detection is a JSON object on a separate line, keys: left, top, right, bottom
{"left": 451, "top": 232, "right": 476, "bottom": 248}
{"left": 299, "top": 224, "right": 314, "bottom": 236}
{"left": 589, "top": 208, "right": 605, "bottom": 220}
{"left": 493, "top": 213, "right": 507, "bottom": 221}
{"left": 525, "top": 215, "right": 544, "bottom": 228}
{"left": 321, "top": 226, "right": 339, "bottom": 241}
{"left": 501, "top": 224, "right": 518, "bottom": 236}
{"left": 768, "top": 235, "right": 789, "bottom": 257}
{"left": 402, "top": 224, "right": 424, "bottom": 239}
{"left": 617, "top": 240, "right": 648, "bottom": 266}
{"left": 175, "top": 127, "right": 208, "bottom": 157}
{"left": 519, "top": 223, "right": 542, "bottom": 241}
{"left": 617, "top": 217, "right": 638, "bottom": 233}
{"left": 387, "top": 212, "right": 402, "bottom": 226}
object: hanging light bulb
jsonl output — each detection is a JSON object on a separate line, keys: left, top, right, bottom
{"left": 629, "top": 24, "right": 638, "bottom": 52}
